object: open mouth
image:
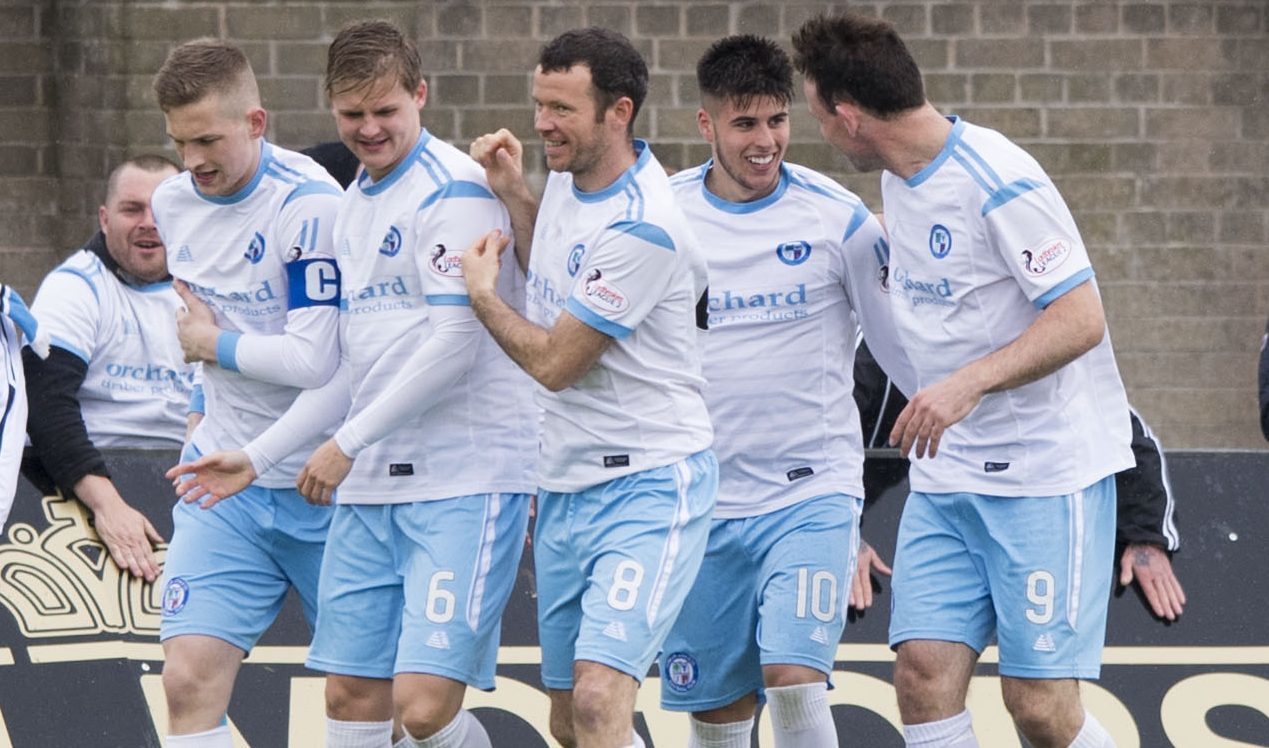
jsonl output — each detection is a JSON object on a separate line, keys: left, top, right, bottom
{"left": 746, "top": 154, "right": 775, "bottom": 166}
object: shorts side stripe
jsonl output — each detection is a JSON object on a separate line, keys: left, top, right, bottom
{"left": 1067, "top": 489, "right": 1085, "bottom": 629}
{"left": 466, "top": 493, "right": 501, "bottom": 631}
{"left": 645, "top": 461, "right": 692, "bottom": 627}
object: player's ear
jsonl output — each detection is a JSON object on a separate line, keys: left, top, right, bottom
{"left": 696, "top": 107, "right": 713, "bottom": 143}
{"left": 413, "top": 79, "right": 428, "bottom": 110}
{"left": 246, "top": 106, "right": 267, "bottom": 140}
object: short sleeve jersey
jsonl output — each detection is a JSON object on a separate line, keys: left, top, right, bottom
{"left": 671, "top": 161, "right": 914, "bottom": 518}
{"left": 152, "top": 141, "right": 343, "bottom": 487}
{"left": 32, "top": 247, "right": 193, "bottom": 447}
{"left": 527, "top": 141, "right": 713, "bottom": 492}
{"left": 332, "top": 130, "right": 536, "bottom": 503}
{"left": 882, "top": 117, "right": 1133, "bottom": 496}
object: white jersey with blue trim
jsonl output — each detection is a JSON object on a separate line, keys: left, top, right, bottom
{"left": 153, "top": 141, "right": 343, "bottom": 487}
{"left": 31, "top": 248, "right": 193, "bottom": 448}
{"left": 0, "top": 286, "right": 39, "bottom": 522}
{"left": 330, "top": 130, "right": 536, "bottom": 503}
{"left": 528, "top": 140, "right": 712, "bottom": 493}
{"left": 672, "top": 161, "right": 915, "bottom": 519}
{"left": 882, "top": 116, "right": 1133, "bottom": 496}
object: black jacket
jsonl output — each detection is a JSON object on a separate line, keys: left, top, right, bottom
{"left": 1260, "top": 317, "right": 1269, "bottom": 441}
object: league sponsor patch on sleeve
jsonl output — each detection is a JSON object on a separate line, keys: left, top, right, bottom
{"left": 428, "top": 244, "right": 464, "bottom": 277}
{"left": 582, "top": 269, "right": 629, "bottom": 313}
{"left": 1020, "top": 238, "right": 1073, "bottom": 277}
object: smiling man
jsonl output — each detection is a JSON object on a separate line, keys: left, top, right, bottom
{"left": 462, "top": 27, "right": 716, "bottom": 748}
{"left": 149, "top": 38, "right": 343, "bottom": 748}
{"left": 24, "top": 155, "right": 187, "bottom": 583}
{"left": 656, "top": 35, "right": 916, "bottom": 748}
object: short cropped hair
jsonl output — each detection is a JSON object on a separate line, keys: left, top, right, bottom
{"left": 153, "top": 38, "right": 258, "bottom": 112}
{"left": 539, "top": 27, "right": 648, "bottom": 131}
{"left": 104, "top": 154, "right": 181, "bottom": 204}
{"left": 326, "top": 20, "right": 422, "bottom": 98}
{"left": 697, "top": 35, "right": 794, "bottom": 111}
{"left": 791, "top": 13, "right": 925, "bottom": 117}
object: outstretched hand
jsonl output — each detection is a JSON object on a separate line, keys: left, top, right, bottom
{"left": 1119, "top": 542, "right": 1186, "bottom": 621}
{"left": 890, "top": 370, "right": 984, "bottom": 459}
{"left": 166, "top": 449, "right": 257, "bottom": 509}
{"left": 850, "top": 540, "right": 893, "bottom": 612}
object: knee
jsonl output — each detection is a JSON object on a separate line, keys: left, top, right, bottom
{"left": 569, "top": 677, "right": 608, "bottom": 733}
{"left": 1001, "top": 680, "right": 1081, "bottom": 742}
{"left": 325, "top": 677, "right": 384, "bottom": 722}
{"left": 162, "top": 657, "right": 221, "bottom": 715}
{"left": 397, "top": 701, "right": 455, "bottom": 742}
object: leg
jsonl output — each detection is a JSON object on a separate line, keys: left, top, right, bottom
{"left": 571, "top": 660, "right": 640, "bottom": 748}
{"left": 763, "top": 664, "right": 835, "bottom": 748}
{"left": 752, "top": 494, "right": 864, "bottom": 748}
{"left": 161, "top": 634, "right": 245, "bottom": 736}
{"left": 689, "top": 693, "right": 757, "bottom": 748}
{"left": 325, "top": 674, "right": 394, "bottom": 748}
{"left": 999, "top": 678, "right": 1084, "bottom": 748}
{"left": 393, "top": 674, "right": 476, "bottom": 743}
{"left": 893, "top": 640, "right": 977, "bottom": 724}
{"left": 549, "top": 688, "right": 577, "bottom": 748}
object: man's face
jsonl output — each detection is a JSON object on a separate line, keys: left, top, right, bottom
{"left": 701, "top": 94, "right": 789, "bottom": 203}
{"left": 98, "top": 165, "right": 177, "bottom": 283}
{"left": 330, "top": 75, "right": 426, "bottom": 182}
{"left": 164, "top": 91, "right": 264, "bottom": 197}
{"left": 803, "top": 78, "right": 882, "bottom": 173}
{"left": 532, "top": 64, "right": 613, "bottom": 179}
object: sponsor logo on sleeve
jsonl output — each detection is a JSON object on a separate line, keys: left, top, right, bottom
{"left": 776, "top": 240, "right": 812, "bottom": 266}
{"left": 583, "top": 269, "right": 628, "bottom": 313}
{"left": 378, "top": 225, "right": 403, "bottom": 257}
{"left": 429, "top": 244, "right": 464, "bottom": 277}
{"left": 243, "top": 232, "right": 266, "bottom": 264}
{"left": 1020, "top": 238, "right": 1073, "bottom": 277}
{"left": 567, "top": 243, "right": 586, "bottom": 277}
{"left": 929, "top": 224, "right": 952, "bottom": 259}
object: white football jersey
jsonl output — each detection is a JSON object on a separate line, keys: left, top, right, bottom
{"left": 672, "top": 161, "right": 914, "bottom": 518}
{"left": 153, "top": 141, "right": 343, "bottom": 487}
{"left": 528, "top": 141, "right": 713, "bottom": 492}
{"left": 882, "top": 117, "right": 1133, "bottom": 496}
{"left": 331, "top": 130, "right": 536, "bottom": 503}
{"left": 0, "top": 287, "right": 37, "bottom": 523}
{"left": 32, "top": 245, "right": 193, "bottom": 448}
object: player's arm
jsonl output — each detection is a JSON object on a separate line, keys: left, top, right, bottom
{"left": 1116, "top": 408, "right": 1185, "bottom": 621}
{"left": 22, "top": 278, "right": 163, "bottom": 581}
{"left": 185, "top": 364, "right": 204, "bottom": 444}
{"left": 891, "top": 183, "right": 1107, "bottom": 459}
{"left": 176, "top": 191, "right": 343, "bottom": 389}
{"left": 464, "top": 230, "right": 611, "bottom": 391}
{"left": 169, "top": 357, "right": 352, "bottom": 507}
{"left": 470, "top": 129, "right": 538, "bottom": 273}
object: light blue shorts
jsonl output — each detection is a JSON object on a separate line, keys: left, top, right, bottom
{"left": 660, "top": 493, "right": 862, "bottom": 711}
{"left": 536, "top": 450, "right": 717, "bottom": 690}
{"left": 306, "top": 493, "right": 530, "bottom": 688}
{"left": 160, "top": 446, "right": 331, "bottom": 651}
{"left": 889, "top": 475, "right": 1116, "bottom": 679}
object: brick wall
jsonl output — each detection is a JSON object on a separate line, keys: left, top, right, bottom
{"left": 0, "top": 0, "right": 1265, "bottom": 449}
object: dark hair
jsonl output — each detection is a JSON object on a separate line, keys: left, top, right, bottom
{"left": 153, "top": 38, "right": 256, "bottom": 111}
{"left": 697, "top": 35, "right": 793, "bottom": 110}
{"left": 326, "top": 20, "right": 422, "bottom": 98}
{"left": 105, "top": 154, "right": 181, "bottom": 204}
{"left": 539, "top": 27, "right": 648, "bottom": 131}
{"left": 791, "top": 13, "right": 925, "bottom": 117}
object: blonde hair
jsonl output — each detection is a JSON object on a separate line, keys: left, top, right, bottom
{"left": 153, "top": 38, "right": 259, "bottom": 112}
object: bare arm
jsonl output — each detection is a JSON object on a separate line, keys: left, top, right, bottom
{"left": 470, "top": 129, "right": 538, "bottom": 273}
{"left": 891, "top": 280, "right": 1106, "bottom": 458}
{"left": 462, "top": 230, "right": 611, "bottom": 391}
